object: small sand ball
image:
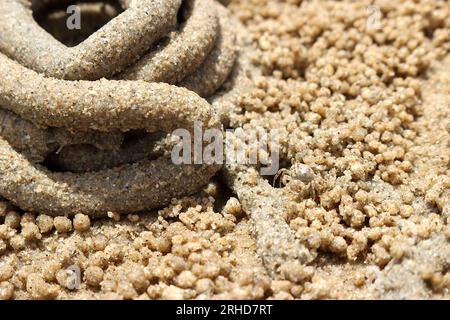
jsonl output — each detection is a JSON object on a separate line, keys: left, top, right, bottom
{"left": 116, "top": 280, "right": 138, "bottom": 300}
{"left": 21, "top": 222, "right": 42, "bottom": 241}
{"left": 0, "top": 263, "right": 14, "bottom": 281}
{"left": 290, "top": 285, "right": 303, "bottom": 298}
{"left": 175, "top": 270, "right": 197, "bottom": 289}
{"left": 195, "top": 278, "right": 214, "bottom": 293}
{"left": 89, "top": 252, "right": 108, "bottom": 269}
{"left": 271, "top": 280, "right": 293, "bottom": 294}
{"left": 390, "top": 240, "right": 410, "bottom": 260}
{"left": 4, "top": 211, "right": 21, "bottom": 229}
{"left": 331, "top": 236, "right": 348, "bottom": 253}
{"left": 400, "top": 205, "right": 414, "bottom": 218}
{"left": 161, "top": 285, "right": 185, "bottom": 300}
{"left": 84, "top": 266, "right": 104, "bottom": 287}
{"left": 279, "top": 262, "right": 314, "bottom": 283}
{"left": 93, "top": 234, "right": 109, "bottom": 251}
{"left": 104, "top": 244, "right": 124, "bottom": 263}
{"left": 42, "top": 261, "right": 62, "bottom": 282}
{"left": 26, "top": 273, "right": 59, "bottom": 299}
{"left": 141, "top": 233, "right": 172, "bottom": 253}
{"left": 0, "top": 225, "right": 11, "bottom": 240}
{"left": 73, "top": 214, "right": 91, "bottom": 232}
{"left": 20, "top": 212, "right": 35, "bottom": 225}
{"left": 204, "top": 182, "right": 219, "bottom": 197}
{"left": 0, "top": 281, "right": 14, "bottom": 300}
{"left": 127, "top": 214, "right": 139, "bottom": 222}
{"left": 54, "top": 216, "right": 73, "bottom": 233}
{"left": 36, "top": 215, "right": 54, "bottom": 234}
{"left": 353, "top": 272, "right": 366, "bottom": 287}
{"left": 9, "top": 235, "right": 25, "bottom": 250}
{"left": 223, "top": 197, "right": 242, "bottom": 217}
{"left": 107, "top": 211, "right": 121, "bottom": 222}
{"left": 128, "top": 267, "right": 149, "bottom": 293}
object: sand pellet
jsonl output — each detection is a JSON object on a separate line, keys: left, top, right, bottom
{"left": 73, "top": 214, "right": 91, "bottom": 232}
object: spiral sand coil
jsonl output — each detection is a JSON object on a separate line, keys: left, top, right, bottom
{"left": 0, "top": 0, "right": 238, "bottom": 217}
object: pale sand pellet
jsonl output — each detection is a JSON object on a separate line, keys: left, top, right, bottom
{"left": 180, "top": 3, "right": 237, "bottom": 97}
{"left": 0, "top": 0, "right": 237, "bottom": 175}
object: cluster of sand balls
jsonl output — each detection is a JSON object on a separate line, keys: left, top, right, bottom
{"left": 0, "top": 192, "right": 272, "bottom": 300}
{"left": 0, "top": 0, "right": 236, "bottom": 217}
{"left": 229, "top": 0, "right": 449, "bottom": 294}
{"left": 0, "top": 0, "right": 449, "bottom": 299}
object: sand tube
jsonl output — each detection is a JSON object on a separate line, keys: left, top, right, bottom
{"left": 119, "top": 0, "right": 220, "bottom": 85}
{"left": 0, "top": 53, "right": 219, "bottom": 133}
{"left": 0, "top": 0, "right": 182, "bottom": 80}
{"left": 0, "top": 0, "right": 236, "bottom": 170}
{"left": 0, "top": 53, "right": 221, "bottom": 216}
{"left": 121, "top": 0, "right": 237, "bottom": 97}
{"left": 0, "top": 137, "right": 220, "bottom": 218}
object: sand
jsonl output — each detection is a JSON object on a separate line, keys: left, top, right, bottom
{"left": 0, "top": 0, "right": 449, "bottom": 300}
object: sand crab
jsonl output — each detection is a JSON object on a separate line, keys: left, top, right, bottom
{"left": 273, "top": 163, "right": 317, "bottom": 197}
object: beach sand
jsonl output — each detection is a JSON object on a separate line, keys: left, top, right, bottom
{"left": 0, "top": 0, "right": 448, "bottom": 299}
